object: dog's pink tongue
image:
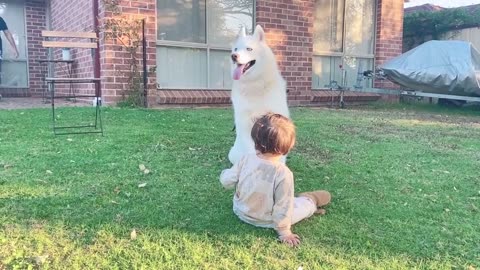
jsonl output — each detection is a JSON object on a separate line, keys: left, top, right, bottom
{"left": 233, "top": 64, "right": 245, "bottom": 80}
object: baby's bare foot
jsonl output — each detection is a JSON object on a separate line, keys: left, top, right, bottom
{"left": 315, "top": 208, "right": 326, "bottom": 215}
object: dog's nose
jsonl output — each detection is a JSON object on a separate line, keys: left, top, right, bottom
{"left": 231, "top": 53, "right": 238, "bottom": 62}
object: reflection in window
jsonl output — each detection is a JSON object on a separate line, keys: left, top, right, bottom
{"left": 156, "top": 46, "right": 207, "bottom": 88}
{"left": 209, "top": 50, "right": 233, "bottom": 88}
{"left": 0, "top": 0, "right": 28, "bottom": 88}
{"left": 313, "top": 0, "right": 344, "bottom": 54}
{"left": 345, "top": 0, "right": 375, "bottom": 55}
{"left": 157, "top": 0, "right": 254, "bottom": 89}
{"left": 343, "top": 57, "right": 373, "bottom": 88}
{"left": 157, "top": 0, "right": 206, "bottom": 43}
{"left": 313, "top": 0, "right": 375, "bottom": 89}
{"left": 207, "top": 0, "right": 254, "bottom": 46}
{"left": 312, "top": 56, "right": 342, "bottom": 88}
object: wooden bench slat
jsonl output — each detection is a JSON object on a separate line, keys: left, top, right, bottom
{"left": 42, "top": 31, "right": 97, "bottom": 39}
{"left": 42, "top": 41, "right": 98, "bottom": 49}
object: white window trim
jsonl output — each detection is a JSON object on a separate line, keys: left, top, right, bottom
{"left": 156, "top": 0, "right": 256, "bottom": 90}
{"left": 312, "top": 0, "right": 377, "bottom": 90}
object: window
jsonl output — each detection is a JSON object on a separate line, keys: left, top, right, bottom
{"left": 157, "top": 0, "right": 254, "bottom": 89}
{"left": 312, "top": 0, "right": 375, "bottom": 89}
{"left": 0, "top": 0, "right": 28, "bottom": 88}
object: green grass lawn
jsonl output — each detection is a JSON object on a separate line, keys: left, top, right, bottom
{"left": 0, "top": 104, "right": 479, "bottom": 269}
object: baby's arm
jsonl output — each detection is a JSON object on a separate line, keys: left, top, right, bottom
{"left": 278, "top": 233, "right": 300, "bottom": 247}
{"left": 219, "top": 159, "right": 243, "bottom": 189}
{"left": 272, "top": 173, "right": 299, "bottom": 246}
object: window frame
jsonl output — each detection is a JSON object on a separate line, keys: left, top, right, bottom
{"left": 0, "top": 0, "right": 30, "bottom": 88}
{"left": 156, "top": 0, "right": 256, "bottom": 90}
{"left": 312, "top": 0, "right": 377, "bottom": 90}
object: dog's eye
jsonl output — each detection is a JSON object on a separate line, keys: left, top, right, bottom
{"left": 234, "top": 48, "right": 238, "bottom": 52}
{"left": 247, "top": 48, "right": 253, "bottom": 51}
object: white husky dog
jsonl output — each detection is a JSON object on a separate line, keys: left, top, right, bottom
{"left": 228, "top": 25, "right": 290, "bottom": 164}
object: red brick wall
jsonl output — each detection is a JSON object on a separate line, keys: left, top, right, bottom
{"left": 49, "top": 0, "right": 95, "bottom": 96}
{"left": 256, "top": 0, "right": 314, "bottom": 106}
{"left": 26, "top": 0, "right": 47, "bottom": 97}
{"left": 99, "top": 0, "right": 157, "bottom": 105}
{"left": 45, "top": 0, "right": 157, "bottom": 104}
{"left": 374, "top": 0, "right": 404, "bottom": 91}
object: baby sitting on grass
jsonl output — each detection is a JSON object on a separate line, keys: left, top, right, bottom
{"left": 220, "top": 113, "right": 331, "bottom": 247}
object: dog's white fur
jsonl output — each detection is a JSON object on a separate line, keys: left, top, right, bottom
{"left": 228, "top": 25, "right": 290, "bottom": 164}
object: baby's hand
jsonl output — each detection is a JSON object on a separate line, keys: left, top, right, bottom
{"left": 279, "top": 233, "right": 301, "bottom": 247}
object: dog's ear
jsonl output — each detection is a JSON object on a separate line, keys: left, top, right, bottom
{"left": 253, "top": 25, "right": 265, "bottom": 43}
{"left": 237, "top": 26, "right": 246, "bottom": 38}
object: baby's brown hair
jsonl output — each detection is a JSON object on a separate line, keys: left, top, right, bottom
{"left": 251, "top": 113, "right": 296, "bottom": 155}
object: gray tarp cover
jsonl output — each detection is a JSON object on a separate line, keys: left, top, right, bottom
{"left": 380, "top": 40, "right": 480, "bottom": 96}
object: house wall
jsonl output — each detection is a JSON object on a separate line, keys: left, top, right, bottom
{"left": 255, "top": 0, "right": 314, "bottom": 106}
{"left": 99, "top": 0, "right": 157, "bottom": 105}
{"left": 154, "top": 0, "right": 403, "bottom": 106}
{"left": 46, "top": 0, "right": 158, "bottom": 104}
{"left": 26, "top": 0, "right": 48, "bottom": 97}
{"left": 3, "top": 0, "right": 404, "bottom": 104}
{"left": 48, "top": 0, "right": 95, "bottom": 97}
{"left": 374, "top": 0, "right": 404, "bottom": 92}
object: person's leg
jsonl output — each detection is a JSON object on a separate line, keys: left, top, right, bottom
{"left": 290, "top": 196, "right": 318, "bottom": 225}
{"left": 0, "top": 56, "right": 3, "bottom": 85}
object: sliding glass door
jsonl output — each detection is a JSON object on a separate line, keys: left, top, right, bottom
{"left": 0, "top": 0, "right": 28, "bottom": 88}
